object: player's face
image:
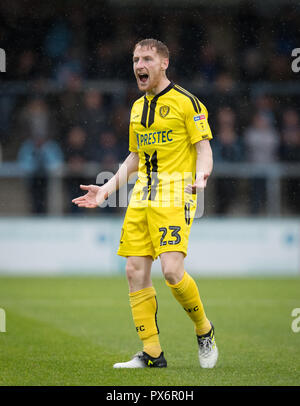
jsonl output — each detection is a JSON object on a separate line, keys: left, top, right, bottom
{"left": 133, "top": 45, "right": 168, "bottom": 92}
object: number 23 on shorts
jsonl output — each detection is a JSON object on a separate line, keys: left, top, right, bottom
{"left": 159, "top": 226, "right": 181, "bottom": 246}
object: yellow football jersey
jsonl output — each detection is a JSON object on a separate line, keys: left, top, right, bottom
{"left": 129, "top": 82, "right": 212, "bottom": 207}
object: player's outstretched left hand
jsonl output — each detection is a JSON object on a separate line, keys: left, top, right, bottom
{"left": 72, "top": 184, "right": 108, "bottom": 208}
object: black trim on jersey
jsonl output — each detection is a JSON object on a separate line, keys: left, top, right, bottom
{"left": 141, "top": 81, "right": 174, "bottom": 128}
{"left": 149, "top": 150, "right": 158, "bottom": 200}
{"left": 141, "top": 96, "right": 149, "bottom": 128}
{"left": 177, "top": 85, "right": 202, "bottom": 113}
{"left": 150, "top": 149, "right": 158, "bottom": 172}
{"left": 142, "top": 150, "right": 159, "bottom": 201}
{"left": 144, "top": 152, "right": 152, "bottom": 193}
{"left": 173, "top": 85, "right": 201, "bottom": 114}
{"left": 148, "top": 99, "right": 158, "bottom": 127}
{"left": 185, "top": 203, "right": 191, "bottom": 225}
{"left": 195, "top": 98, "right": 201, "bottom": 112}
{"left": 154, "top": 81, "right": 175, "bottom": 99}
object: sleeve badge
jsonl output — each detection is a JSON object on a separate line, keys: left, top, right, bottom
{"left": 193, "top": 114, "right": 207, "bottom": 132}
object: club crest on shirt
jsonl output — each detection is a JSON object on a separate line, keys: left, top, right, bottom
{"left": 193, "top": 114, "right": 207, "bottom": 131}
{"left": 159, "top": 105, "right": 170, "bottom": 118}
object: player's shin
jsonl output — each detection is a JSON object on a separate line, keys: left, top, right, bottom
{"left": 129, "top": 286, "right": 162, "bottom": 358}
{"left": 166, "top": 271, "right": 211, "bottom": 336}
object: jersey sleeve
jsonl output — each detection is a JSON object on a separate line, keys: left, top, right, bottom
{"left": 185, "top": 99, "right": 213, "bottom": 144}
{"left": 129, "top": 122, "right": 138, "bottom": 152}
{"left": 128, "top": 107, "right": 138, "bottom": 152}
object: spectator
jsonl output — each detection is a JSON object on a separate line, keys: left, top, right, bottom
{"left": 0, "top": 95, "right": 16, "bottom": 148}
{"left": 55, "top": 46, "right": 85, "bottom": 86}
{"left": 211, "top": 72, "right": 238, "bottom": 112}
{"left": 14, "top": 50, "right": 38, "bottom": 80}
{"left": 244, "top": 112, "right": 280, "bottom": 214}
{"left": 240, "top": 47, "right": 266, "bottom": 82}
{"left": 79, "top": 89, "right": 106, "bottom": 154}
{"left": 64, "top": 126, "right": 89, "bottom": 164}
{"left": 58, "top": 73, "right": 83, "bottom": 133}
{"left": 109, "top": 104, "right": 131, "bottom": 161}
{"left": 213, "top": 107, "right": 243, "bottom": 214}
{"left": 280, "top": 108, "right": 300, "bottom": 162}
{"left": 44, "top": 18, "right": 73, "bottom": 77}
{"left": 254, "top": 94, "right": 276, "bottom": 127}
{"left": 9, "top": 97, "right": 58, "bottom": 161}
{"left": 196, "top": 43, "right": 224, "bottom": 83}
{"left": 244, "top": 113, "right": 279, "bottom": 164}
{"left": 214, "top": 128, "right": 243, "bottom": 163}
{"left": 17, "top": 134, "right": 63, "bottom": 214}
{"left": 280, "top": 108, "right": 300, "bottom": 214}
{"left": 89, "top": 40, "right": 116, "bottom": 79}
{"left": 89, "top": 128, "right": 122, "bottom": 214}
{"left": 64, "top": 126, "right": 89, "bottom": 213}
{"left": 89, "top": 129, "right": 120, "bottom": 171}
{"left": 17, "top": 97, "right": 58, "bottom": 141}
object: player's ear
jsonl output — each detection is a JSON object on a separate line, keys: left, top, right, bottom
{"left": 161, "top": 57, "right": 169, "bottom": 72}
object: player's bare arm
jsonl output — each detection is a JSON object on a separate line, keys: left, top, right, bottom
{"left": 72, "top": 152, "right": 139, "bottom": 208}
{"left": 185, "top": 139, "right": 213, "bottom": 194}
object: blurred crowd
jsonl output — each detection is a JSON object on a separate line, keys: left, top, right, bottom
{"left": 0, "top": 2, "right": 299, "bottom": 84}
{"left": 1, "top": 86, "right": 298, "bottom": 215}
{"left": 0, "top": 1, "right": 299, "bottom": 215}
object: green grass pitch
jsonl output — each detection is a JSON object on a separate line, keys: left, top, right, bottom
{"left": 0, "top": 275, "right": 299, "bottom": 386}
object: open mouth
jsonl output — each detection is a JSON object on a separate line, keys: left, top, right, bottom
{"left": 138, "top": 73, "right": 149, "bottom": 83}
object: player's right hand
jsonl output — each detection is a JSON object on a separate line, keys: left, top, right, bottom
{"left": 72, "top": 184, "right": 109, "bottom": 208}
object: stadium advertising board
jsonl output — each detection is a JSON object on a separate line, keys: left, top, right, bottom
{"left": 0, "top": 218, "right": 299, "bottom": 276}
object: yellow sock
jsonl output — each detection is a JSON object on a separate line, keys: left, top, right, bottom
{"left": 166, "top": 271, "right": 211, "bottom": 336}
{"left": 129, "top": 286, "right": 162, "bottom": 358}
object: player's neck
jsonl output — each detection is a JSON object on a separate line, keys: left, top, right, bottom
{"left": 146, "top": 77, "right": 171, "bottom": 97}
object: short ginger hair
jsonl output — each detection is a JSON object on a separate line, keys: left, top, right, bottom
{"left": 133, "top": 38, "right": 169, "bottom": 59}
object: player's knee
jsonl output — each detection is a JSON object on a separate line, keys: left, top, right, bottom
{"left": 126, "top": 262, "right": 137, "bottom": 282}
{"left": 125, "top": 259, "right": 144, "bottom": 283}
{"left": 162, "top": 263, "right": 183, "bottom": 285}
{"left": 161, "top": 252, "right": 184, "bottom": 284}
{"left": 163, "top": 270, "right": 182, "bottom": 285}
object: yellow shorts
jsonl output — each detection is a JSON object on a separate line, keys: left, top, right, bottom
{"left": 117, "top": 201, "right": 196, "bottom": 260}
